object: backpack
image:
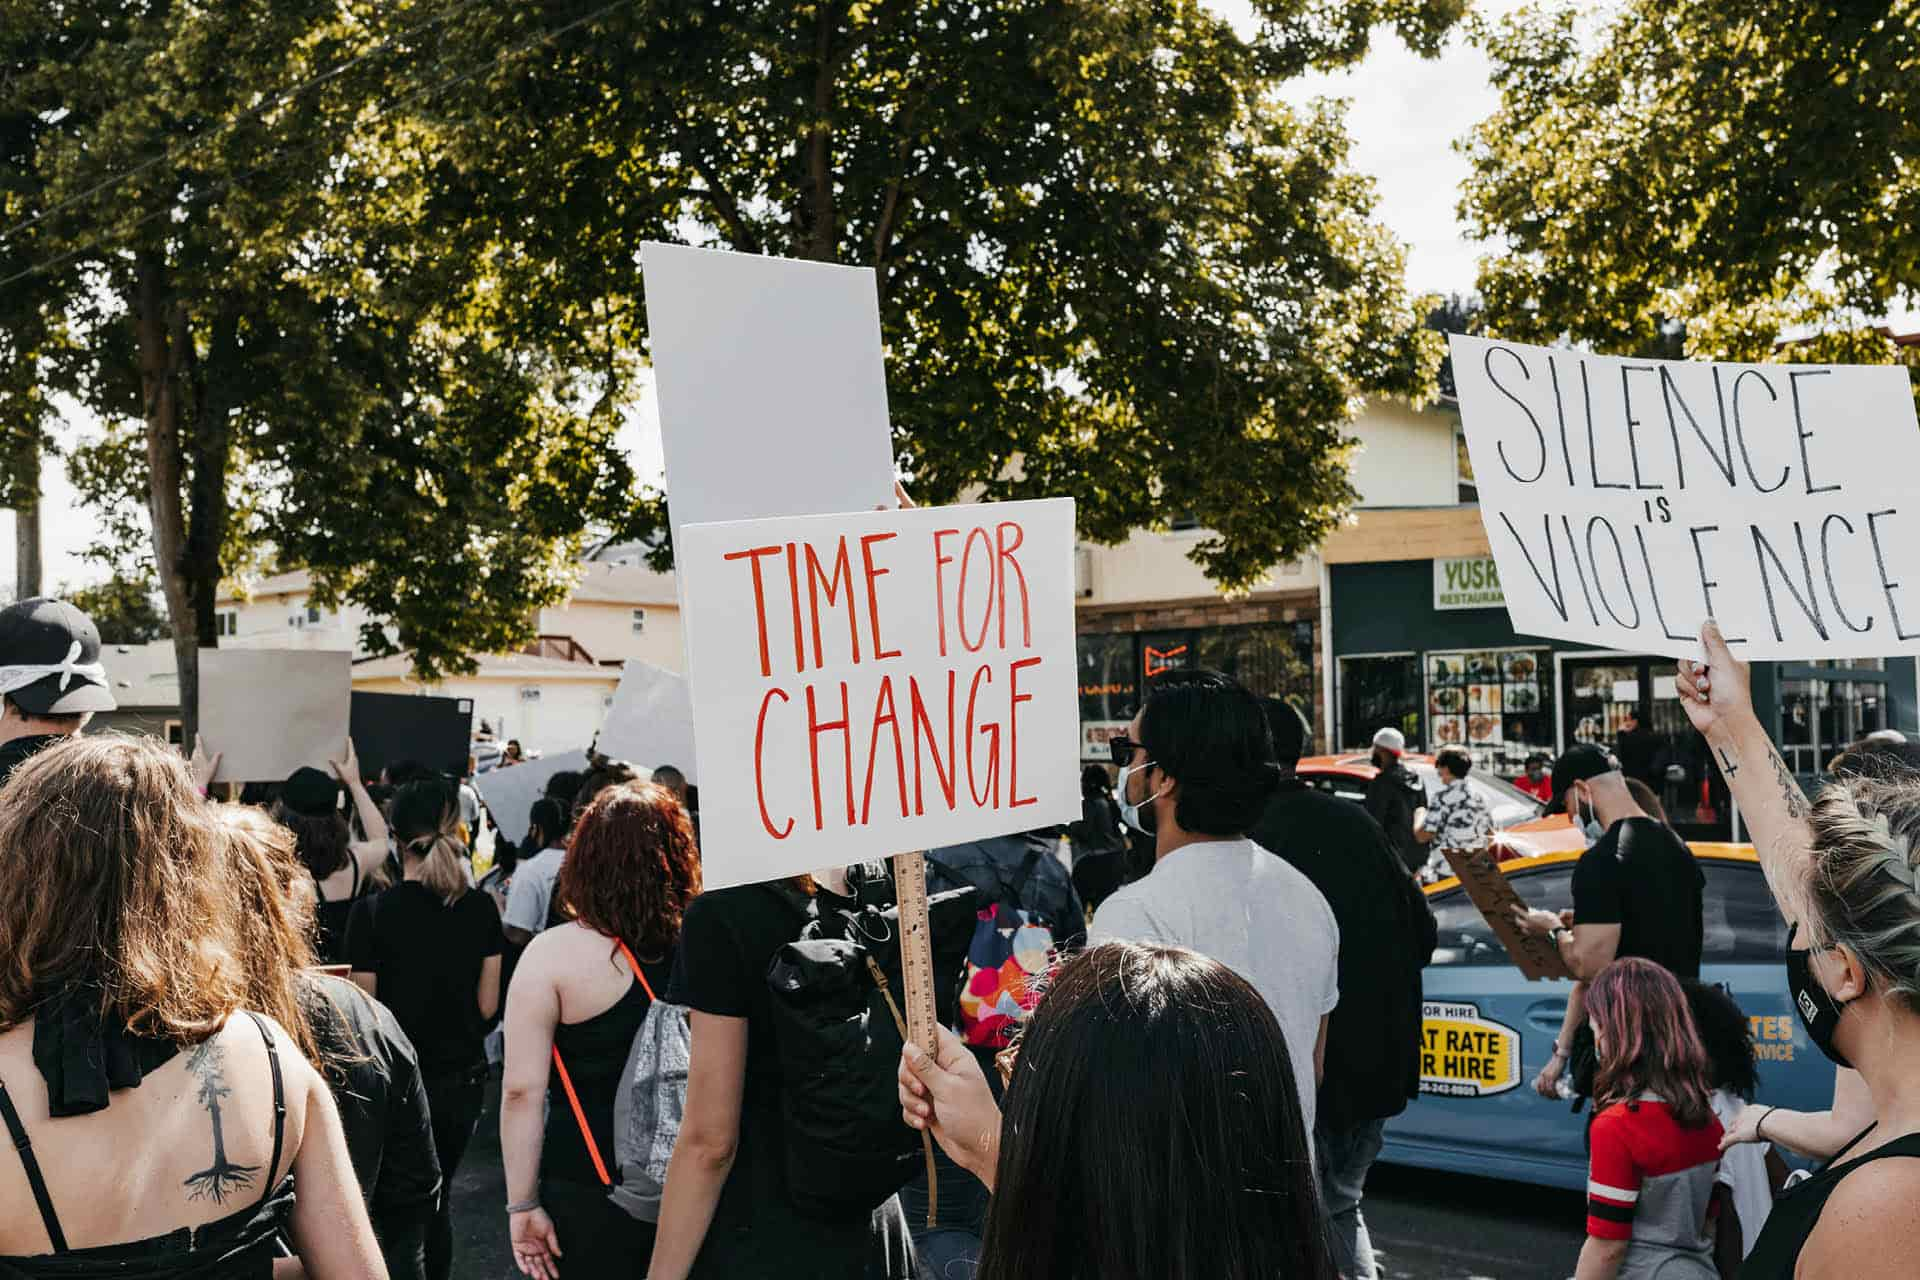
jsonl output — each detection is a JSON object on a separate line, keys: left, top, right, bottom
{"left": 551, "top": 941, "right": 689, "bottom": 1222}
{"left": 763, "top": 878, "right": 979, "bottom": 1219}
{"left": 928, "top": 848, "right": 1065, "bottom": 1050}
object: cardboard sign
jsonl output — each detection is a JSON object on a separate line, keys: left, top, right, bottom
{"left": 595, "top": 661, "right": 697, "bottom": 781}
{"left": 1451, "top": 334, "right": 1920, "bottom": 658}
{"left": 679, "top": 498, "right": 1080, "bottom": 889}
{"left": 199, "top": 649, "right": 351, "bottom": 784}
{"left": 1439, "top": 845, "right": 1573, "bottom": 981}
{"left": 471, "top": 748, "right": 590, "bottom": 847}
{"left": 349, "top": 691, "right": 475, "bottom": 781}
{"left": 642, "top": 243, "right": 898, "bottom": 542}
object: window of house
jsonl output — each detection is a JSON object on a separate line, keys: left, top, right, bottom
{"left": 1455, "top": 426, "right": 1477, "bottom": 504}
{"left": 216, "top": 610, "right": 237, "bottom": 637}
{"left": 519, "top": 686, "right": 541, "bottom": 702}
{"left": 1778, "top": 664, "right": 1891, "bottom": 775}
{"left": 631, "top": 609, "right": 646, "bottom": 635}
{"left": 307, "top": 606, "right": 322, "bottom": 624}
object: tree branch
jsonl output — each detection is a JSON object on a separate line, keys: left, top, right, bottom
{"left": 685, "top": 150, "right": 761, "bottom": 254}
{"left": 804, "top": 2, "right": 841, "bottom": 261}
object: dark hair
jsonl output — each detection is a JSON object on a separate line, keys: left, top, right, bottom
{"left": 1080, "top": 764, "right": 1110, "bottom": 797}
{"left": 574, "top": 756, "right": 641, "bottom": 820}
{"left": 1261, "top": 697, "right": 1311, "bottom": 766}
{"left": 979, "top": 943, "right": 1334, "bottom": 1280}
{"left": 391, "top": 779, "right": 468, "bottom": 905}
{"left": 1137, "top": 670, "right": 1280, "bottom": 836}
{"left": 1681, "top": 979, "right": 1758, "bottom": 1101}
{"left": 1526, "top": 753, "right": 1549, "bottom": 768}
{"left": 1435, "top": 746, "right": 1472, "bottom": 779}
{"left": 651, "top": 764, "right": 687, "bottom": 789}
{"left": 384, "top": 758, "right": 436, "bottom": 787}
{"left": 0, "top": 695, "right": 84, "bottom": 732}
{"left": 543, "top": 769, "right": 584, "bottom": 809}
{"left": 558, "top": 781, "right": 702, "bottom": 958}
{"left": 272, "top": 805, "right": 352, "bottom": 879}
{"left": 527, "top": 797, "right": 567, "bottom": 849}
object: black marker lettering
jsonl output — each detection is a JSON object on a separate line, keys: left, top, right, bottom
{"left": 1787, "top": 369, "right": 1840, "bottom": 495}
{"left": 1620, "top": 365, "right": 1663, "bottom": 489}
{"left": 1635, "top": 525, "right": 1693, "bottom": 642}
{"left": 1689, "top": 525, "right": 1748, "bottom": 643}
{"left": 1559, "top": 514, "right": 1601, "bottom": 625}
{"left": 1582, "top": 359, "right": 1630, "bottom": 490}
{"left": 1819, "top": 513, "right": 1874, "bottom": 633}
{"left": 1667, "top": 365, "right": 1735, "bottom": 487}
{"left": 1732, "top": 369, "right": 1789, "bottom": 493}
{"left": 1547, "top": 354, "right": 1577, "bottom": 485}
{"left": 1500, "top": 512, "right": 1570, "bottom": 622}
{"left": 1485, "top": 346, "right": 1549, "bottom": 483}
{"left": 1866, "top": 509, "right": 1920, "bottom": 640}
{"left": 1585, "top": 516, "right": 1642, "bottom": 628}
{"left": 1750, "top": 522, "right": 1829, "bottom": 643}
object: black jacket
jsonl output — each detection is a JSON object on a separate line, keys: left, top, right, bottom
{"left": 1365, "top": 761, "right": 1427, "bottom": 875}
{"left": 1252, "top": 780, "right": 1436, "bottom": 1133}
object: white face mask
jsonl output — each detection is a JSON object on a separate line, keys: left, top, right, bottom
{"left": 1114, "top": 760, "right": 1167, "bottom": 836}
{"left": 1578, "top": 794, "right": 1606, "bottom": 844}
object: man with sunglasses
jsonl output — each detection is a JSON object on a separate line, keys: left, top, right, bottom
{"left": 1089, "top": 669, "right": 1340, "bottom": 1144}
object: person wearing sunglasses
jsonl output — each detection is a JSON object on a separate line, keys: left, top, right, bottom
{"left": 1088, "top": 669, "right": 1339, "bottom": 1144}
{"left": 1672, "top": 622, "right": 1920, "bottom": 1279}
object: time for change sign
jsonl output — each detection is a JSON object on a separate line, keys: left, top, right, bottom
{"left": 1419, "top": 1001, "right": 1521, "bottom": 1098}
{"left": 679, "top": 498, "right": 1080, "bottom": 890}
{"left": 1451, "top": 334, "right": 1920, "bottom": 659}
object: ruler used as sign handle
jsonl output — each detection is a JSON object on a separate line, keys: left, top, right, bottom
{"left": 891, "top": 849, "right": 940, "bottom": 1226}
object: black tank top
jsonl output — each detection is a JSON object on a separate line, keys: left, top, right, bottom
{"left": 312, "top": 857, "right": 363, "bottom": 966}
{"left": 1742, "top": 1128, "right": 1920, "bottom": 1278}
{"left": 543, "top": 954, "right": 671, "bottom": 1187}
{"left": 0, "top": 1012, "right": 294, "bottom": 1279}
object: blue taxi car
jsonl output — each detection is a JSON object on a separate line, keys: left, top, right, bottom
{"left": 1381, "top": 847, "right": 1836, "bottom": 1190}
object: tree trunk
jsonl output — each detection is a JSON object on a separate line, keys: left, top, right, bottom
{"left": 13, "top": 438, "right": 41, "bottom": 600}
{"left": 135, "top": 253, "right": 200, "bottom": 746}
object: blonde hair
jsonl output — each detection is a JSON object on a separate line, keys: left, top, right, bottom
{"left": 1808, "top": 777, "right": 1920, "bottom": 1016}
{"left": 216, "top": 807, "right": 331, "bottom": 1071}
{"left": 0, "top": 736, "right": 245, "bottom": 1041}
{"left": 405, "top": 828, "right": 471, "bottom": 906}
{"left": 391, "top": 778, "right": 470, "bottom": 906}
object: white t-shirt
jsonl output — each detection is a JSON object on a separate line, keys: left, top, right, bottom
{"left": 1090, "top": 837, "right": 1340, "bottom": 1138}
{"left": 503, "top": 846, "right": 566, "bottom": 935}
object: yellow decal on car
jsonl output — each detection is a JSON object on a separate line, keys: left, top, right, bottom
{"left": 1420, "top": 1001, "right": 1521, "bottom": 1098}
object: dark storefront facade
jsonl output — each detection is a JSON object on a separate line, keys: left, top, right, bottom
{"left": 1331, "top": 557, "right": 1918, "bottom": 842}
{"left": 1076, "top": 594, "right": 1319, "bottom": 762}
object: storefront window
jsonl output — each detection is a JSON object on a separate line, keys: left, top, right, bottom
{"left": 1338, "top": 655, "right": 1422, "bottom": 752}
{"left": 1077, "top": 621, "right": 1316, "bottom": 759}
{"left": 1425, "top": 648, "right": 1553, "bottom": 774}
{"left": 1077, "top": 633, "right": 1139, "bottom": 760}
{"left": 1778, "top": 668, "right": 1889, "bottom": 775}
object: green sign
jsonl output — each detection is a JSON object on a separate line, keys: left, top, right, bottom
{"left": 1434, "top": 556, "right": 1504, "bottom": 611}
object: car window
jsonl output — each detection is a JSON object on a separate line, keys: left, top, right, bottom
{"left": 1429, "top": 864, "right": 1576, "bottom": 966}
{"left": 1404, "top": 764, "right": 1541, "bottom": 830}
{"left": 1703, "top": 860, "right": 1788, "bottom": 963}
{"left": 1299, "top": 771, "right": 1369, "bottom": 806}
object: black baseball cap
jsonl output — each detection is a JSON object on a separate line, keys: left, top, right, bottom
{"left": 281, "top": 766, "right": 341, "bottom": 818}
{"left": 0, "top": 597, "right": 117, "bottom": 716}
{"left": 1548, "top": 744, "right": 1616, "bottom": 814}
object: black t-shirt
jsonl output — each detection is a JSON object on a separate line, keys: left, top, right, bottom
{"left": 1365, "top": 762, "right": 1427, "bottom": 874}
{"left": 1251, "top": 780, "right": 1438, "bottom": 1132}
{"left": 668, "top": 882, "right": 903, "bottom": 1279}
{"left": 345, "top": 882, "right": 504, "bottom": 1077}
{"left": 1571, "top": 817, "right": 1705, "bottom": 978}
{"left": 0, "top": 733, "right": 64, "bottom": 783}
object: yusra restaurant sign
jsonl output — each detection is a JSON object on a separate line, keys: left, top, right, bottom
{"left": 1434, "top": 555, "right": 1505, "bottom": 611}
{"left": 1450, "top": 334, "right": 1920, "bottom": 659}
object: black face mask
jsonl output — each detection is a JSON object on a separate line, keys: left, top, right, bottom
{"left": 1785, "top": 921, "right": 1855, "bottom": 1069}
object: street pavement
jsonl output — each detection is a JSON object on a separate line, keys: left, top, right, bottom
{"left": 450, "top": 1081, "right": 1586, "bottom": 1279}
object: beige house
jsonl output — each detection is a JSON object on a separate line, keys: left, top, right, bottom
{"left": 212, "top": 558, "right": 682, "bottom": 757}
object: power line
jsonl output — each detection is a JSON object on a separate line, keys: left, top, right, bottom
{"left": 0, "top": 0, "right": 633, "bottom": 292}
{"left": 0, "top": 0, "right": 496, "bottom": 248}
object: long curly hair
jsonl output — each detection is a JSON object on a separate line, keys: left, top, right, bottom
{"left": 1588, "top": 957, "right": 1715, "bottom": 1130}
{"left": 0, "top": 736, "right": 246, "bottom": 1042}
{"left": 557, "top": 781, "right": 701, "bottom": 960}
{"left": 215, "top": 806, "right": 332, "bottom": 1073}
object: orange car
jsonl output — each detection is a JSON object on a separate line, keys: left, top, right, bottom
{"left": 1293, "top": 752, "right": 1586, "bottom": 861}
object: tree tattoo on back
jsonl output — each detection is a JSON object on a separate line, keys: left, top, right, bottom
{"left": 182, "top": 1038, "right": 259, "bottom": 1204}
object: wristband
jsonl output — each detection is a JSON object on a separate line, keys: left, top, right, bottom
{"left": 505, "top": 1198, "right": 541, "bottom": 1215}
{"left": 1754, "top": 1106, "right": 1778, "bottom": 1143}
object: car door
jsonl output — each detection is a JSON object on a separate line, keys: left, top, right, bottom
{"left": 1699, "top": 858, "right": 1835, "bottom": 1117}
{"left": 1384, "top": 860, "right": 1588, "bottom": 1190}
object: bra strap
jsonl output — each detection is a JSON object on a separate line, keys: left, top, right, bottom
{"left": 0, "top": 1075, "right": 68, "bottom": 1253}
{"left": 244, "top": 1012, "right": 287, "bottom": 1213}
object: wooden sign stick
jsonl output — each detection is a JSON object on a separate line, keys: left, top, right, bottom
{"left": 891, "top": 849, "right": 940, "bottom": 1226}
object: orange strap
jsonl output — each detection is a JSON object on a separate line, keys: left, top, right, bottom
{"left": 550, "top": 942, "right": 656, "bottom": 1189}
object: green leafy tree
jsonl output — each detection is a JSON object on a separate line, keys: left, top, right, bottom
{"left": 1461, "top": 2, "right": 1920, "bottom": 371}
{"left": 430, "top": 0, "right": 1454, "bottom": 588}
{"left": 0, "top": 0, "right": 641, "bottom": 738}
{"left": 63, "top": 574, "right": 170, "bottom": 645}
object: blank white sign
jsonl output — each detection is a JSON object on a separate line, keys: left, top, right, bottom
{"left": 472, "top": 749, "right": 590, "bottom": 847}
{"left": 596, "top": 660, "right": 698, "bottom": 782}
{"left": 199, "top": 648, "right": 351, "bottom": 783}
{"left": 678, "top": 498, "right": 1081, "bottom": 890}
{"left": 642, "top": 243, "right": 899, "bottom": 542}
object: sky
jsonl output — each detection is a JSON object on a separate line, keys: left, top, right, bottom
{"left": 4, "top": 1, "right": 1528, "bottom": 593}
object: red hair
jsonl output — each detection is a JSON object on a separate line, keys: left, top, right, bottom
{"left": 555, "top": 781, "right": 701, "bottom": 959}
{"left": 1587, "top": 957, "right": 1715, "bottom": 1129}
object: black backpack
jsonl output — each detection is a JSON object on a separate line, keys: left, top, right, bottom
{"left": 763, "top": 875, "right": 979, "bottom": 1219}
